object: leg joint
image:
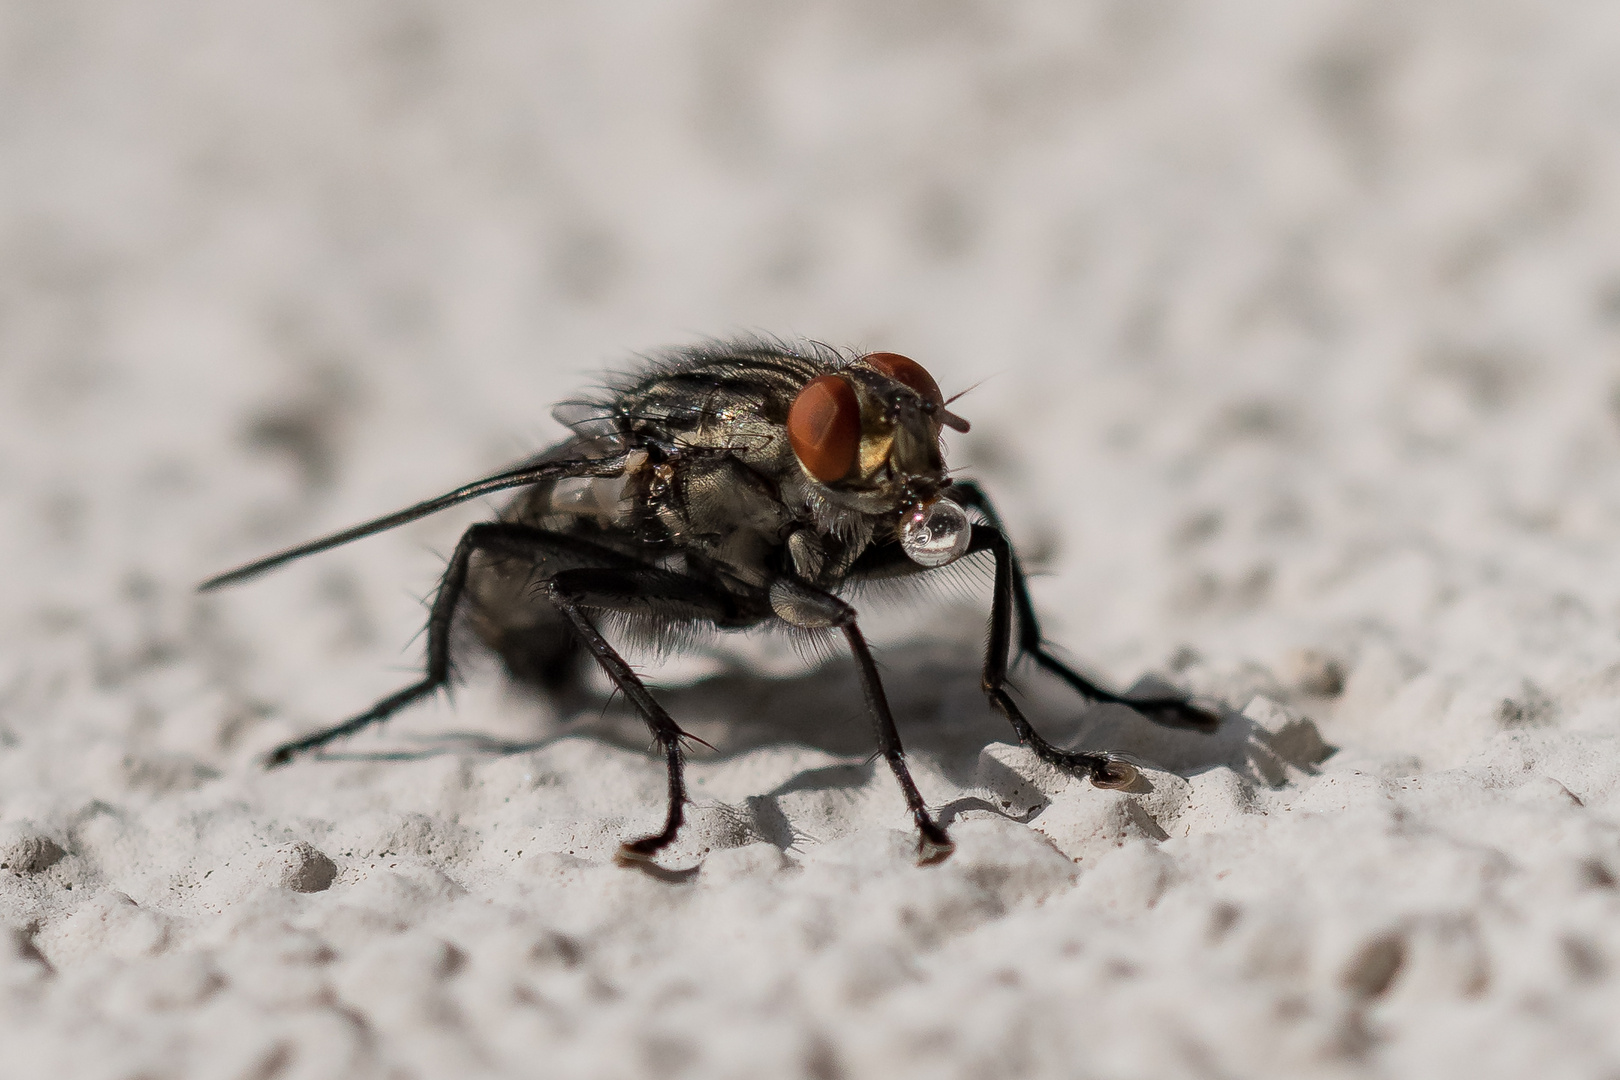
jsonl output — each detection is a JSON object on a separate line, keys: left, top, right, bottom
{"left": 768, "top": 577, "right": 854, "bottom": 630}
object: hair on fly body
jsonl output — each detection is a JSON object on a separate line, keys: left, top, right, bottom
{"left": 201, "top": 338, "right": 1222, "bottom": 866}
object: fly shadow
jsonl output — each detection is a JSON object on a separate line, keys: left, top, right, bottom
{"left": 310, "top": 636, "right": 1335, "bottom": 823}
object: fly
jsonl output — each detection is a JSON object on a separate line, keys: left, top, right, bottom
{"left": 201, "top": 338, "right": 1221, "bottom": 865}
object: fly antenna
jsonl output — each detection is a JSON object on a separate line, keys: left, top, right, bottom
{"left": 944, "top": 378, "right": 988, "bottom": 407}
{"left": 938, "top": 379, "right": 990, "bottom": 433}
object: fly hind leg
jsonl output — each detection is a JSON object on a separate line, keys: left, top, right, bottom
{"left": 268, "top": 525, "right": 753, "bottom": 865}
{"left": 263, "top": 523, "right": 653, "bottom": 765}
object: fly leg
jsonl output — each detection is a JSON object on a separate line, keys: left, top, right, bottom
{"left": 949, "top": 481, "right": 1219, "bottom": 731}
{"left": 264, "top": 524, "right": 654, "bottom": 765}
{"left": 965, "top": 524, "right": 1133, "bottom": 785}
{"left": 538, "top": 567, "right": 755, "bottom": 866}
{"left": 768, "top": 578, "right": 954, "bottom": 864}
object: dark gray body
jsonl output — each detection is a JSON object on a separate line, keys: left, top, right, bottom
{"left": 464, "top": 340, "right": 930, "bottom": 698}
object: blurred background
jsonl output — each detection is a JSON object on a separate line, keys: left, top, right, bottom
{"left": 4, "top": 0, "right": 1620, "bottom": 770}
{"left": 10, "top": 6, "right": 1620, "bottom": 1077}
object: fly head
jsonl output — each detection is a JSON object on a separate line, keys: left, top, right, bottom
{"left": 786, "top": 351, "right": 973, "bottom": 569}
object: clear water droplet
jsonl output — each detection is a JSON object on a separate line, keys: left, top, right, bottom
{"left": 900, "top": 498, "right": 971, "bottom": 568}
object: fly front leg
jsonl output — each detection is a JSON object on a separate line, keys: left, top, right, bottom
{"left": 965, "top": 524, "right": 1139, "bottom": 787}
{"left": 949, "top": 481, "right": 1219, "bottom": 732}
{"left": 541, "top": 567, "right": 756, "bottom": 866}
{"left": 769, "top": 577, "right": 954, "bottom": 864}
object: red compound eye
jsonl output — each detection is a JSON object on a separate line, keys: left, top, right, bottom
{"left": 788, "top": 375, "right": 861, "bottom": 483}
{"left": 863, "top": 352, "right": 943, "bottom": 407}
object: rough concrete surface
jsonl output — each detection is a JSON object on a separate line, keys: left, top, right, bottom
{"left": 4, "top": 2, "right": 1620, "bottom": 1078}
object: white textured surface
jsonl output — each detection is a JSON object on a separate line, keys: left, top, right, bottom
{"left": 5, "top": 3, "right": 1620, "bottom": 1078}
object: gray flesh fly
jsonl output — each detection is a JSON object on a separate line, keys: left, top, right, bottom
{"left": 202, "top": 338, "right": 1221, "bottom": 866}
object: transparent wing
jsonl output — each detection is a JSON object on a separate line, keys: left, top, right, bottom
{"left": 199, "top": 453, "right": 630, "bottom": 591}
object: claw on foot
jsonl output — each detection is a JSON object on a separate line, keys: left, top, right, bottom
{"left": 613, "top": 847, "right": 648, "bottom": 868}
{"left": 614, "top": 837, "right": 664, "bottom": 868}
{"left": 1090, "top": 758, "right": 1140, "bottom": 790}
{"left": 916, "top": 823, "right": 955, "bottom": 866}
{"left": 263, "top": 746, "right": 296, "bottom": 769}
{"left": 614, "top": 841, "right": 701, "bottom": 881}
